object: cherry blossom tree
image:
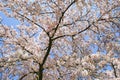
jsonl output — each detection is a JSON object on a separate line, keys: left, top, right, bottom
{"left": 0, "top": 0, "right": 120, "bottom": 80}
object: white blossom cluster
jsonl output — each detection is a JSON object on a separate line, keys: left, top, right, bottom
{"left": 55, "top": 52, "right": 120, "bottom": 80}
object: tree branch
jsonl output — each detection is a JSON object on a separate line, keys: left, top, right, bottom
{"left": 19, "top": 72, "right": 36, "bottom": 80}
{"left": 111, "top": 62, "right": 117, "bottom": 78}
{"left": 41, "top": 38, "right": 52, "bottom": 66}
{"left": 15, "top": 12, "right": 49, "bottom": 36}
{"left": 51, "top": 0, "right": 76, "bottom": 38}
{"left": 53, "top": 23, "right": 92, "bottom": 40}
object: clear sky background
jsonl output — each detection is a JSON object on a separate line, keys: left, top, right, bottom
{"left": 0, "top": 11, "right": 20, "bottom": 26}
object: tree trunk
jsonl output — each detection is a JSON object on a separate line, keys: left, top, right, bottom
{"left": 38, "top": 64, "right": 44, "bottom": 80}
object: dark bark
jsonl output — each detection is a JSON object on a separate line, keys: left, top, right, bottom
{"left": 38, "top": 38, "right": 52, "bottom": 80}
{"left": 111, "top": 63, "right": 117, "bottom": 78}
{"left": 38, "top": 64, "right": 44, "bottom": 80}
{"left": 37, "top": 1, "right": 76, "bottom": 80}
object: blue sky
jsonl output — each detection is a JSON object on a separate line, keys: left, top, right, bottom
{"left": 0, "top": 11, "right": 20, "bottom": 26}
{"left": 0, "top": 11, "right": 20, "bottom": 80}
